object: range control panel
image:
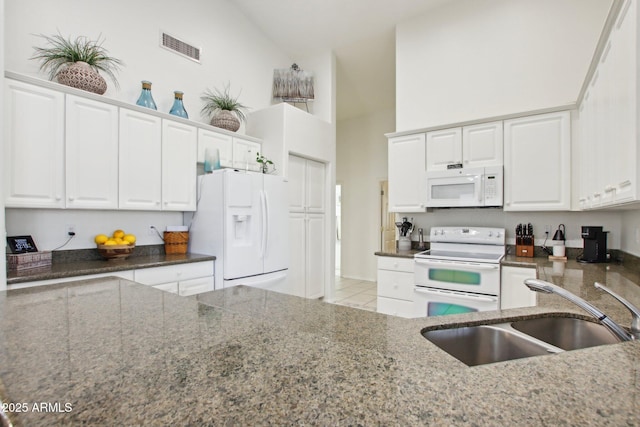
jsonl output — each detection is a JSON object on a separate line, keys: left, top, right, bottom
{"left": 430, "top": 227, "right": 505, "bottom": 245}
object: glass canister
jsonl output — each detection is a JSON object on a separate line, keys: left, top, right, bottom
{"left": 136, "top": 80, "right": 157, "bottom": 110}
{"left": 169, "top": 91, "right": 189, "bottom": 119}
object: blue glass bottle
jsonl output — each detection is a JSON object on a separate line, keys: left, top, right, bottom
{"left": 169, "top": 91, "right": 189, "bottom": 119}
{"left": 136, "top": 80, "right": 157, "bottom": 110}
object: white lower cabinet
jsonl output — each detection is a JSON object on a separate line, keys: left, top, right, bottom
{"left": 376, "top": 256, "right": 415, "bottom": 318}
{"left": 7, "top": 270, "right": 136, "bottom": 290}
{"left": 500, "top": 266, "right": 537, "bottom": 310}
{"left": 133, "top": 261, "right": 214, "bottom": 295}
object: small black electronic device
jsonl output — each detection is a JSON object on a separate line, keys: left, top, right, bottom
{"left": 578, "top": 226, "right": 608, "bottom": 263}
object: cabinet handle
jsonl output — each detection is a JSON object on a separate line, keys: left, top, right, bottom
{"left": 68, "top": 196, "right": 74, "bottom": 201}
{"left": 619, "top": 180, "right": 632, "bottom": 187}
{"left": 604, "top": 186, "right": 615, "bottom": 193}
{"left": 56, "top": 196, "right": 62, "bottom": 201}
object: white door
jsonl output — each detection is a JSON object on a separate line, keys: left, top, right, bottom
{"left": 65, "top": 95, "right": 118, "bottom": 209}
{"left": 305, "top": 158, "right": 326, "bottom": 213}
{"left": 388, "top": 133, "right": 427, "bottom": 212}
{"left": 503, "top": 111, "right": 570, "bottom": 211}
{"left": 288, "top": 212, "right": 306, "bottom": 298}
{"left": 263, "top": 174, "right": 288, "bottom": 274}
{"left": 119, "top": 108, "right": 162, "bottom": 210}
{"left": 288, "top": 155, "right": 306, "bottom": 212}
{"left": 4, "top": 79, "right": 65, "bottom": 208}
{"left": 426, "top": 128, "right": 462, "bottom": 171}
{"left": 306, "top": 213, "right": 325, "bottom": 299}
{"left": 162, "top": 119, "right": 197, "bottom": 211}
{"left": 463, "top": 121, "right": 503, "bottom": 168}
{"left": 223, "top": 171, "right": 263, "bottom": 280}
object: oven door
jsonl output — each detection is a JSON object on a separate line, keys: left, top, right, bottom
{"left": 414, "top": 258, "right": 500, "bottom": 295}
{"left": 413, "top": 286, "right": 499, "bottom": 317}
{"left": 426, "top": 169, "right": 483, "bottom": 207}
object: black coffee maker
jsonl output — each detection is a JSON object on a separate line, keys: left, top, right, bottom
{"left": 579, "top": 226, "right": 608, "bottom": 263}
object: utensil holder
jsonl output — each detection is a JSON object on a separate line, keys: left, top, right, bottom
{"left": 398, "top": 236, "right": 411, "bottom": 251}
{"left": 164, "top": 231, "right": 189, "bottom": 254}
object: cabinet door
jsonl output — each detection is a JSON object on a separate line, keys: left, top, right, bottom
{"left": 119, "top": 108, "right": 162, "bottom": 210}
{"left": 198, "top": 129, "right": 233, "bottom": 168}
{"left": 162, "top": 119, "right": 197, "bottom": 211}
{"left": 232, "top": 137, "right": 261, "bottom": 172}
{"left": 388, "top": 134, "right": 427, "bottom": 212}
{"left": 463, "top": 121, "right": 503, "bottom": 168}
{"left": 288, "top": 154, "right": 306, "bottom": 212}
{"left": 305, "top": 158, "right": 325, "bottom": 214}
{"left": 288, "top": 212, "right": 306, "bottom": 298}
{"left": 500, "top": 266, "right": 537, "bottom": 310}
{"left": 65, "top": 95, "right": 119, "bottom": 209}
{"left": 503, "top": 111, "right": 570, "bottom": 211}
{"left": 306, "top": 213, "right": 325, "bottom": 299}
{"left": 4, "top": 79, "right": 65, "bottom": 208}
{"left": 426, "top": 128, "right": 462, "bottom": 171}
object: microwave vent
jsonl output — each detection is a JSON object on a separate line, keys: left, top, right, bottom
{"left": 160, "top": 31, "right": 201, "bottom": 63}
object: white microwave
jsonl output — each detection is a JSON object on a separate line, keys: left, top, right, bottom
{"left": 426, "top": 166, "right": 503, "bottom": 208}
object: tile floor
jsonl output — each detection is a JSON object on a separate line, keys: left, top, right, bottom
{"left": 324, "top": 276, "right": 377, "bottom": 312}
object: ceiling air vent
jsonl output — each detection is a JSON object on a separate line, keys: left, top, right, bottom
{"left": 160, "top": 31, "right": 201, "bottom": 63}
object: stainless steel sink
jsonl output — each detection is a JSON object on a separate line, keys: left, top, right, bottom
{"left": 422, "top": 324, "right": 556, "bottom": 367}
{"left": 511, "top": 317, "right": 620, "bottom": 351}
{"left": 422, "top": 315, "right": 623, "bottom": 366}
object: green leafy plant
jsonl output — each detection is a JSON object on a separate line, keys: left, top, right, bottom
{"left": 256, "top": 152, "right": 274, "bottom": 173}
{"left": 31, "top": 32, "right": 123, "bottom": 86}
{"left": 200, "top": 83, "right": 248, "bottom": 122}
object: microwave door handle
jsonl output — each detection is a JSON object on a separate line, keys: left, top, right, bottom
{"left": 414, "top": 287, "right": 498, "bottom": 303}
{"left": 415, "top": 259, "right": 500, "bottom": 270}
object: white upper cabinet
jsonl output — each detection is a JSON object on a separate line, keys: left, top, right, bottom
{"left": 462, "top": 121, "right": 503, "bottom": 169}
{"left": 232, "top": 137, "right": 261, "bottom": 172}
{"left": 65, "top": 95, "right": 119, "bottom": 209}
{"left": 119, "top": 108, "right": 162, "bottom": 210}
{"left": 426, "top": 128, "right": 462, "bottom": 171}
{"left": 162, "top": 119, "right": 197, "bottom": 211}
{"left": 426, "top": 122, "right": 503, "bottom": 171}
{"left": 4, "top": 79, "right": 65, "bottom": 208}
{"left": 577, "top": 0, "right": 638, "bottom": 210}
{"left": 197, "top": 129, "right": 233, "bottom": 169}
{"left": 503, "top": 111, "right": 571, "bottom": 211}
{"left": 388, "top": 133, "right": 427, "bottom": 212}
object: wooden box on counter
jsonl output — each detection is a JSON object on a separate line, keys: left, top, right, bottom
{"left": 516, "top": 236, "right": 534, "bottom": 258}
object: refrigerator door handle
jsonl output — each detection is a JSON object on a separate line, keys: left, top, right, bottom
{"left": 260, "top": 190, "right": 268, "bottom": 258}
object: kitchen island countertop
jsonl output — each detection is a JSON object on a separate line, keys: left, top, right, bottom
{"left": 1, "top": 260, "right": 639, "bottom": 425}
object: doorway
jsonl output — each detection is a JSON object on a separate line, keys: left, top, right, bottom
{"left": 335, "top": 184, "right": 342, "bottom": 276}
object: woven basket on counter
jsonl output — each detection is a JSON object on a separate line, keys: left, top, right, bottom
{"left": 164, "top": 231, "right": 189, "bottom": 254}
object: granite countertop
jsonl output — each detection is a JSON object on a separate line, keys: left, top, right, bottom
{"left": 7, "top": 250, "right": 216, "bottom": 285}
{"left": 1, "top": 258, "right": 640, "bottom": 425}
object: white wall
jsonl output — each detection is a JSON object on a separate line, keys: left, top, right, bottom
{"left": 621, "top": 210, "right": 640, "bottom": 257}
{"left": 337, "top": 108, "right": 394, "bottom": 281}
{"left": 5, "top": 0, "right": 294, "bottom": 130}
{"left": 395, "top": 0, "right": 612, "bottom": 131}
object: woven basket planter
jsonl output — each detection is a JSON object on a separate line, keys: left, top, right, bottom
{"left": 56, "top": 61, "right": 108, "bottom": 95}
{"left": 210, "top": 110, "right": 241, "bottom": 132}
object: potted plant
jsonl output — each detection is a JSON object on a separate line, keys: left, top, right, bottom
{"left": 201, "top": 83, "right": 248, "bottom": 132}
{"left": 31, "top": 32, "right": 123, "bottom": 95}
{"left": 256, "top": 152, "right": 274, "bottom": 174}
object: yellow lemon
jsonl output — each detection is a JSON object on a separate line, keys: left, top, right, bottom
{"left": 94, "top": 234, "right": 109, "bottom": 245}
{"left": 103, "top": 240, "right": 118, "bottom": 246}
{"left": 112, "top": 229, "right": 125, "bottom": 239}
{"left": 123, "top": 234, "right": 136, "bottom": 244}
{"left": 114, "top": 238, "right": 125, "bottom": 245}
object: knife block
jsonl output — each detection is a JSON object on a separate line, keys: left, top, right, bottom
{"left": 516, "top": 236, "right": 534, "bottom": 258}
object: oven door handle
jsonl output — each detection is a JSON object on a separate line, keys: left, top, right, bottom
{"left": 415, "top": 259, "right": 500, "bottom": 270}
{"left": 414, "top": 287, "right": 498, "bottom": 303}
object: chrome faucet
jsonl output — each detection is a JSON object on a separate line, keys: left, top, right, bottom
{"left": 595, "top": 282, "right": 640, "bottom": 340}
{"left": 524, "top": 279, "right": 634, "bottom": 342}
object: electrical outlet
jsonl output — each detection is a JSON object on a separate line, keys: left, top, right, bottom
{"left": 545, "top": 225, "right": 552, "bottom": 234}
{"left": 66, "top": 224, "right": 76, "bottom": 235}
{"left": 148, "top": 225, "right": 156, "bottom": 236}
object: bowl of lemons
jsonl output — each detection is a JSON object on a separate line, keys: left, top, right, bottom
{"left": 95, "top": 229, "right": 136, "bottom": 260}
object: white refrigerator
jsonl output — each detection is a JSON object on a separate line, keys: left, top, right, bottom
{"left": 186, "top": 169, "right": 289, "bottom": 293}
